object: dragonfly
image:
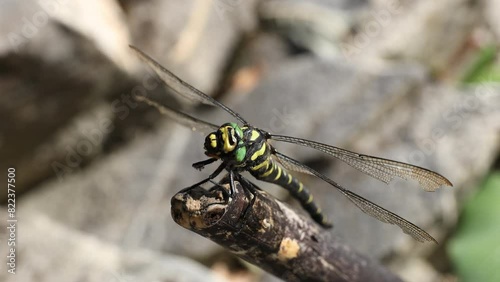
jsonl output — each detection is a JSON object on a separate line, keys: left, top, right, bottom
{"left": 130, "top": 45, "right": 452, "bottom": 243}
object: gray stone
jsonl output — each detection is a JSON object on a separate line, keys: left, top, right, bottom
{"left": 0, "top": 210, "right": 222, "bottom": 282}
{"left": 125, "top": 0, "right": 258, "bottom": 94}
{"left": 484, "top": 0, "right": 500, "bottom": 40}
{"left": 21, "top": 122, "right": 223, "bottom": 257}
{"left": 0, "top": 0, "right": 136, "bottom": 198}
{"left": 345, "top": 0, "right": 480, "bottom": 72}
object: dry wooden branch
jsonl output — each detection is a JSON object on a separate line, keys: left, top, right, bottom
{"left": 171, "top": 178, "right": 402, "bottom": 282}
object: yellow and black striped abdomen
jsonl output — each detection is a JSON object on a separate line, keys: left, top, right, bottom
{"left": 248, "top": 156, "right": 332, "bottom": 228}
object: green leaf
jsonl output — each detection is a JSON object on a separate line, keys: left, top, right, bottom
{"left": 462, "top": 46, "right": 500, "bottom": 83}
{"left": 448, "top": 172, "right": 500, "bottom": 282}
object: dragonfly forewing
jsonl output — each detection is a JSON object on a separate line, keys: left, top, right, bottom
{"left": 270, "top": 135, "right": 452, "bottom": 192}
{"left": 130, "top": 45, "right": 248, "bottom": 125}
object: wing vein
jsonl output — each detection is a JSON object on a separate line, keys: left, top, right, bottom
{"left": 130, "top": 45, "right": 248, "bottom": 125}
{"left": 135, "top": 95, "right": 219, "bottom": 135}
{"left": 270, "top": 135, "right": 452, "bottom": 191}
{"left": 274, "top": 151, "right": 437, "bottom": 243}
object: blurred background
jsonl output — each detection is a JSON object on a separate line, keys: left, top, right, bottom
{"left": 0, "top": 0, "right": 499, "bottom": 281}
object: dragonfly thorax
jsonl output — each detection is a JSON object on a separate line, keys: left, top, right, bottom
{"left": 204, "top": 122, "right": 247, "bottom": 163}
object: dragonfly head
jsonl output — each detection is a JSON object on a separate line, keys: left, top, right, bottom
{"left": 204, "top": 122, "right": 247, "bottom": 162}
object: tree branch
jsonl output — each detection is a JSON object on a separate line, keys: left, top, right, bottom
{"left": 171, "top": 178, "right": 402, "bottom": 282}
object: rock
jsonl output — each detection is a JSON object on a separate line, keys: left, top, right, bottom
{"left": 20, "top": 122, "right": 222, "bottom": 257}
{"left": 0, "top": 210, "right": 221, "bottom": 282}
{"left": 484, "top": 0, "right": 500, "bottom": 40}
{"left": 0, "top": 0, "right": 135, "bottom": 197}
{"left": 344, "top": 0, "right": 480, "bottom": 74}
{"left": 125, "top": 0, "right": 259, "bottom": 94}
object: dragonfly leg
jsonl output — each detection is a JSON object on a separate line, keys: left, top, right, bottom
{"left": 179, "top": 162, "right": 226, "bottom": 194}
{"left": 233, "top": 174, "right": 259, "bottom": 234}
{"left": 208, "top": 178, "right": 231, "bottom": 201}
{"left": 192, "top": 158, "right": 218, "bottom": 171}
{"left": 228, "top": 170, "right": 237, "bottom": 196}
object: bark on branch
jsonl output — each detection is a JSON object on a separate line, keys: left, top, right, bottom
{"left": 170, "top": 178, "right": 402, "bottom": 282}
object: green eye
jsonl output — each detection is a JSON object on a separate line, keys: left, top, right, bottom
{"left": 235, "top": 146, "right": 246, "bottom": 162}
{"left": 230, "top": 122, "right": 243, "bottom": 138}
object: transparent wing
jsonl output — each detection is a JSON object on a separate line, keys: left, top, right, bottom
{"left": 130, "top": 45, "right": 248, "bottom": 125}
{"left": 270, "top": 135, "right": 452, "bottom": 191}
{"left": 274, "top": 151, "right": 437, "bottom": 243}
{"left": 273, "top": 154, "right": 314, "bottom": 176}
{"left": 135, "top": 95, "right": 219, "bottom": 135}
